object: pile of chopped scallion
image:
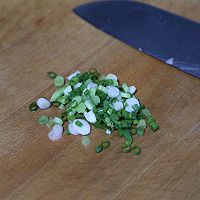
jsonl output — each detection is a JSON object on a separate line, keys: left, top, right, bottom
{"left": 29, "top": 69, "right": 159, "bottom": 155}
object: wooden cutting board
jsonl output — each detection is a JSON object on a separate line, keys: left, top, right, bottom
{"left": 0, "top": 0, "right": 200, "bottom": 199}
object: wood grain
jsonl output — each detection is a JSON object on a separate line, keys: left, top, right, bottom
{"left": 0, "top": 0, "right": 200, "bottom": 199}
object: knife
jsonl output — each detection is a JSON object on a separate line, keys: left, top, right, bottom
{"left": 73, "top": 1, "right": 200, "bottom": 78}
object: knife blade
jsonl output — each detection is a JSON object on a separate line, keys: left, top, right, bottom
{"left": 73, "top": 1, "right": 200, "bottom": 78}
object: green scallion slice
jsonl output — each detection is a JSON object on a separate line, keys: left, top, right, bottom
{"left": 136, "top": 127, "right": 145, "bottom": 136}
{"left": 38, "top": 115, "right": 49, "bottom": 125}
{"left": 132, "top": 145, "right": 141, "bottom": 155}
{"left": 122, "top": 146, "right": 131, "bottom": 153}
{"left": 76, "top": 102, "right": 86, "bottom": 113}
{"left": 102, "top": 140, "right": 110, "bottom": 149}
{"left": 150, "top": 122, "right": 159, "bottom": 131}
{"left": 48, "top": 71, "right": 57, "bottom": 79}
{"left": 75, "top": 120, "right": 83, "bottom": 127}
{"left": 95, "top": 144, "right": 103, "bottom": 153}
{"left": 29, "top": 102, "right": 38, "bottom": 112}
{"left": 54, "top": 75, "right": 65, "bottom": 87}
{"left": 50, "top": 87, "right": 65, "bottom": 102}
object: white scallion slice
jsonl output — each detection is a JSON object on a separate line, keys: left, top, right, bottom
{"left": 84, "top": 111, "right": 97, "bottom": 123}
{"left": 74, "top": 82, "right": 82, "bottom": 89}
{"left": 73, "top": 119, "right": 91, "bottom": 135}
{"left": 87, "top": 82, "right": 97, "bottom": 90}
{"left": 126, "top": 97, "right": 140, "bottom": 107}
{"left": 105, "top": 73, "right": 118, "bottom": 80}
{"left": 106, "top": 86, "right": 120, "bottom": 98}
{"left": 129, "top": 86, "right": 137, "bottom": 94}
{"left": 37, "top": 98, "right": 51, "bottom": 110}
{"left": 63, "top": 85, "right": 72, "bottom": 95}
{"left": 67, "top": 71, "right": 80, "bottom": 80}
{"left": 113, "top": 101, "right": 123, "bottom": 111}
{"left": 68, "top": 123, "right": 79, "bottom": 135}
{"left": 48, "top": 125, "right": 63, "bottom": 141}
{"left": 106, "top": 129, "right": 112, "bottom": 135}
{"left": 125, "top": 106, "right": 134, "bottom": 113}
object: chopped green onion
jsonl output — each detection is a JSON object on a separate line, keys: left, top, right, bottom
{"left": 50, "top": 87, "right": 65, "bottom": 102}
{"left": 53, "top": 117, "right": 63, "bottom": 125}
{"left": 98, "top": 85, "right": 107, "bottom": 94}
{"left": 47, "top": 71, "right": 57, "bottom": 79}
{"left": 93, "top": 122, "right": 107, "bottom": 130}
{"left": 68, "top": 80, "right": 76, "bottom": 87}
{"left": 105, "top": 117, "right": 110, "bottom": 124}
{"left": 29, "top": 102, "right": 38, "bottom": 112}
{"left": 121, "top": 143, "right": 129, "bottom": 149}
{"left": 95, "top": 144, "right": 103, "bottom": 153}
{"left": 112, "top": 79, "right": 119, "bottom": 86}
{"left": 110, "top": 114, "right": 119, "bottom": 122}
{"left": 146, "top": 116, "right": 155, "bottom": 125}
{"left": 150, "top": 122, "right": 159, "bottom": 131}
{"left": 84, "top": 100, "right": 94, "bottom": 110}
{"left": 137, "top": 119, "right": 146, "bottom": 129}
{"left": 73, "top": 96, "right": 82, "bottom": 104}
{"left": 121, "top": 92, "right": 131, "bottom": 98}
{"left": 63, "top": 85, "right": 72, "bottom": 96}
{"left": 118, "top": 129, "right": 124, "bottom": 137}
{"left": 70, "top": 75, "right": 79, "bottom": 83}
{"left": 91, "top": 95, "right": 100, "bottom": 105}
{"left": 84, "top": 90, "right": 90, "bottom": 96}
{"left": 140, "top": 108, "right": 152, "bottom": 117}
{"left": 75, "top": 113, "right": 84, "bottom": 118}
{"left": 117, "top": 110, "right": 122, "bottom": 117}
{"left": 57, "top": 96, "right": 68, "bottom": 105}
{"left": 79, "top": 72, "right": 91, "bottom": 82}
{"left": 70, "top": 100, "right": 77, "bottom": 108}
{"left": 136, "top": 127, "right": 145, "bottom": 136}
{"left": 67, "top": 115, "right": 76, "bottom": 121}
{"left": 106, "top": 73, "right": 117, "bottom": 80}
{"left": 132, "top": 145, "right": 141, "bottom": 155}
{"left": 102, "top": 141, "right": 110, "bottom": 149}
{"left": 46, "top": 117, "right": 54, "bottom": 128}
{"left": 89, "top": 68, "right": 98, "bottom": 75}
{"left": 93, "top": 107, "right": 97, "bottom": 113}
{"left": 30, "top": 69, "right": 159, "bottom": 156}
{"left": 122, "top": 110, "right": 130, "bottom": 118}
{"left": 105, "top": 79, "right": 113, "bottom": 86}
{"left": 52, "top": 101, "right": 61, "bottom": 107}
{"left": 61, "top": 113, "right": 68, "bottom": 122}
{"left": 123, "top": 129, "right": 132, "bottom": 143}
{"left": 132, "top": 104, "right": 140, "bottom": 111}
{"left": 75, "top": 120, "right": 83, "bottom": 127}
{"left": 122, "top": 83, "right": 129, "bottom": 93}
{"left": 38, "top": 115, "right": 49, "bottom": 125}
{"left": 107, "top": 108, "right": 113, "bottom": 115}
{"left": 122, "top": 146, "right": 131, "bottom": 153}
{"left": 54, "top": 75, "right": 65, "bottom": 87}
{"left": 131, "top": 128, "right": 137, "bottom": 135}
{"left": 58, "top": 104, "right": 65, "bottom": 110}
{"left": 125, "top": 140, "right": 132, "bottom": 146}
{"left": 64, "top": 127, "right": 71, "bottom": 135}
{"left": 89, "top": 88, "right": 96, "bottom": 96}
{"left": 96, "top": 89, "right": 107, "bottom": 101}
{"left": 84, "top": 79, "right": 93, "bottom": 87}
{"left": 76, "top": 102, "right": 86, "bottom": 113}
